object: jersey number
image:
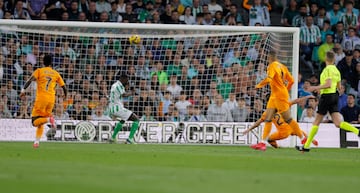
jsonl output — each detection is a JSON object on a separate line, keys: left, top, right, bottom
{"left": 273, "top": 114, "right": 284, "bottom": 126}
{"left": 45, "top": 76, "right": 52, "bottom": 91}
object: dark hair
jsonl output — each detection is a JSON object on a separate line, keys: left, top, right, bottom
{"left": 43, "top": 54, "right": 52, "bottom": 67}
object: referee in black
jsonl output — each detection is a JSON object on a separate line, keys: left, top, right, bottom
{"left": 297, "top": 51, "right": 360, "bottom": 152}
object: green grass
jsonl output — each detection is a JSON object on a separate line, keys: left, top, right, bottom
{"left": 0, "top": 142, "right": 359, "bottom": 193}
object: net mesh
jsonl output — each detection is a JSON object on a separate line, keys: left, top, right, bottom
{"left": 0, "top": 22, "right": 295, "bottom": 122}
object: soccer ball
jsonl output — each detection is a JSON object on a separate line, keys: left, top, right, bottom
{"left": 129, "top": 35, "right": 141, "bottom": 45}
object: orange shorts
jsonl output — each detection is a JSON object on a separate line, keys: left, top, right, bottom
{"left": 269, "top": 127, "right": 292, "bottom": 141}
{"left": 266, "top": 97, "right": 290, "bottom": 113}
{"left": 31, "top": 98, "right": 55, "bottom": 118}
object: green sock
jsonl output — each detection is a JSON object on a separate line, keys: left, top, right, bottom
{"left": 304, "top": 125, "right": 319, "bottom": 149}
{"left": 340, "top": 121, "right": 359, "bottom": 136}
{"left": 112, "top": 122, "right": 123, "bottom": 139}
{"left": 128, "top": 120, "right": 139, "bottom": 140}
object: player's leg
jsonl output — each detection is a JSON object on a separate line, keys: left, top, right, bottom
{"left": 111, "top": 119, "right": 125, "bottom": 142}
{"left": 268, "top": 130, "right": 291, "bottom": 148}
{"left": 278, "top": 100, "right": 304, "bottom": 140}
{"left": 127, "top": 113, "right": 140, "bottom": 144}
{"left": 33, "top": 124, "right": 44, "bottom": 148}
{"left": 31, "top": 100, "right": 53, "bottom": 127}
{"left": 331, "top": 112, "right": 360, "bottom": 136}
{"left": 251, "top": 98, "right": 276, "bottom": 151}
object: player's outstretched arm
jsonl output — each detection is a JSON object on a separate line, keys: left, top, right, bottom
{"left": 20, "top": 75, "right": 36, "bottom": 97}
{"left": 242, "top": 118, "right": 264, "bottom": 135}
{"left": 255, "top": 77, "right": 271, "bottom": 89}
{"left": 290, "top": 95, "right": 315, "bottom": 105}
{"left": 61, "top": 85, "right": 68, "bottom": 99}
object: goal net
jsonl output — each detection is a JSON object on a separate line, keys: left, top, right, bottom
{"left": 0, "top": 20, "right": 299, "bottom": 123}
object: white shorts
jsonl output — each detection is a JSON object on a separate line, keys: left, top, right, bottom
{"left": 108, "top": 104, "right": 133, "bottom": 121}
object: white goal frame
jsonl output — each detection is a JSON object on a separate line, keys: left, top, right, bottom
{"left": 0, "top": 20, "right": 300, "bottom": 119}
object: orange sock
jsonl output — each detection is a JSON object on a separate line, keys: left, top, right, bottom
{"left": 35, "top": 125, "right": 44, "bottom": 140}
{"left": 262, "top": 121, "right": 272, "bottom": 141}
{"left": 33, "top": 117, "right": 48, "bottom": 127}
{"left": 288, "top": 119, "right": 303, "bottom": 139}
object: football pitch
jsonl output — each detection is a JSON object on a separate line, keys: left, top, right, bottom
{"left": 0, "top": 142, "right": 359, "bottom": 193}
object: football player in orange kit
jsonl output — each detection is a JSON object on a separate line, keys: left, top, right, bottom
{"left": 242, "top": 96, "right": 318, "bottom": 149}
{"left": 252, "top": 50, "right": 305, "bottom": 151}
{"left": 20, "top": 54, "right": 67, "bottom": 148}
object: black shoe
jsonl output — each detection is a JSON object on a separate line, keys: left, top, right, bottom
{"left": 295, "top": 145, "right": 310, "bottom": 152}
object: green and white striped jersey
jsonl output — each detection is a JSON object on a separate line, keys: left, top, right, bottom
{"left": 109, "top": 81, "right": 126, "bottom": 107}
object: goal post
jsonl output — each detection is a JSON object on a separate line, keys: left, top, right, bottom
{"left": 0, "top": 20, "right": 299, "bottom": 122}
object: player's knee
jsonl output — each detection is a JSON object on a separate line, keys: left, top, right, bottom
{"left": 285, "top": 118, "right": 293, "bottom": 124}
{"left": 31, "top": 116, "right": 40, "bottom": 126}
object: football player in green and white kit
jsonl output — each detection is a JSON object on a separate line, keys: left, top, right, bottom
{"left": 108, "top": 74, "right": 139, "bottom": 144}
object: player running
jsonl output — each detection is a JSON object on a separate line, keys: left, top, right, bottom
{"left": 108, "top": 74, "right": 140, "bottom": 144}
{"left": 242, "top": 96, "right": 318, "bottom": 150}
{"left": 296, "top": 51, "right": 360, "bottom": 152}
{"left": 20, "top": 54, "right": 67, "bottom": 148}
{"left": 252, "top": 50, "right": 305, "bottom": 151}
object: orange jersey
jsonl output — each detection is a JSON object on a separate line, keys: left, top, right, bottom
{"left": 267, "top": 61, "right": 294, "bottom": 100}
{"left": 32, "top": 67, "right": 65, "bottom": 101}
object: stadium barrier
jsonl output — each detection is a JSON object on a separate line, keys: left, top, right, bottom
{"left": 0, "top": 119, "right": 359, "bottom": 148}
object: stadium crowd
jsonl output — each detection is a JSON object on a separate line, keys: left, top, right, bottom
{"left": 0, "top": 0, "right": 360, "bottom": 124}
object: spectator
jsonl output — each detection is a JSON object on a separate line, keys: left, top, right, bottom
{"left": 337, "top": 50, "right": 357, "bottom": 84}
{"left": 299, "top": 14, "right": 321, "bottom": 74}
{"left": 67, "top": 0, "right": 79, "bottom": 20}
{"left": 91, "top": 104, "right": 111, "bottom": 120}
{"left": 78, "top": 0, "right": 89, "bottom": 14}
{"left": 86, "top": 1, "right": 99, "bottom": 22}
{"left": 222, "top": 92, "right": 237, "bottom": 111}
{"left": 161, "top": 3, "right": 172, "bottom": 24}
{"left": 108, "top": 1, "right": 122, "bottom": 22}
{"left": 188, "top": 105, "right": 207, "bottom": 121}
{"left": 243, "top": 0, "right": 271, "bottom": 26}
{"left": 231, "top": 97, "right": 248, "bottom": 122}
{"left": 96, "top": 0, "right": 111, "bottom": 13}
{"left": 245, "top": 98, "right": 263, "bottom": 122}
{"left": 342, "top": 26, "right": 360, "bottom": 51}
{"left": 320, "top": 20, "right": 334, "bottom": 43}
{"left": 338, "top": 83, "right": 348, "bottom": 111}
{"left": 140, "top": 105, "right": 156, "bottom": 121}
{"left": 292, "top": 3, "right": 307, "bottom": 27}
{"left": 68, "top": 100, "right": 89, "bottom": 120}
{"left": 53, "top": 102, "right": 70, "bottom": 120}
{"left": 15, "top": 93, "right": 30, "bottom": 119}
{"left": 299, "top": 96, "right": 318, "bottom": 121}
{"left": 117, "top": 0, "right": 126, "bottom": 14}
{"left": 216, "top": 73, "right": 233, "bottom": 100}
{"left": 340, "top": 94, "right": 360, "bottom": 123}
{"left": 225, "top": 3, "right": 242, "bottom": 25}
{"left": 300, "top": 107, "right": 316, "bottom": 123}
{"left": 27, "top": 0, "right": 47, "bottom": 20}
{"left": 13, "top": 0, "right": 31, "bottom": 20}
{"left": 138, "top": 1, "right": 153, "bottom": 23}
{"left": 179, "top": 6, "right": 196, "bottom": 24}
{"left": 298, "top": 79, "right": 313, "bottom": 97}
{"left": 175, "top": 90, "right": 192, "bottom": 116}
{"left": 326, "top": 1, "right": 344, "bottom": 27}
{"left": 0, "top": 100, "right": 12, "bottom": 118}
{"left": 206, "top": 94, "right": 233, "bottom": 122}
{"left": 189, "top": 88, "right": 203, "bottom": 106}
{"left": 333, "top": 42, "right": 346, "bottom": 65}
{"left": 166, "top": 74, "right": 183, "bottom": 99}
{"left": 314, "top": 6, "right": 327, "bottom": 29}
{"left": 281, "top": 0, "right": 298, "bottom": 27}
{"left": 45, "top": 0, "right": 67, "bottom": 20}
{"left": 151, "top": 61, "right": 169, "bottom": 85}
{"left": 207, "top": 0, "right": 222, "bottom": 16}
{"left": 339, "top": 1, "right": 358, "bottom": 32}
{"left": 318, "top": 34, "right": 335, "bottom": 63}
